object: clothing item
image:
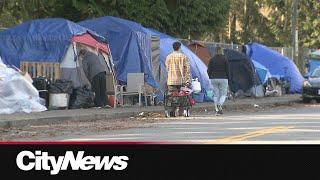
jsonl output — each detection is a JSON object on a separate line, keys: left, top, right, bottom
{"left": 81, "top": 51, "right": 108, "bottom": 82}
{"left": 211, "top": 79, "right": 228, "bottom": 111}
{"left": 165, "top": 51, "right": 191, "bottom": 86}
{"left": 207, "top": 54, "right": 230, "bottom": 79}
{"left": 92, "top": 72, "right": 107, "bottom": 107}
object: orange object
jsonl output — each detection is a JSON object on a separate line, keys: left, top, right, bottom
{"left": 108, "top": 95, "right": 116, "bottom": 107}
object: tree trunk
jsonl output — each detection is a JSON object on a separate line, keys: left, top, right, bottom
{"left": 230, "top": 13, "right": 237, "bottom": 43}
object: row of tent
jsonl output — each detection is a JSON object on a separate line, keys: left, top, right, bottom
{"left": 0, "top": 16, "right": 305, "bottom": 104}
{"left": 187, "top": 42, "right": 304, "bottom": 94}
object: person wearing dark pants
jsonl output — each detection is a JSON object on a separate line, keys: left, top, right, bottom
{"left": 80, "top": 49, "right": 108, "bottom": 107}
{"left": 165, "top": 42, "right": 191, "bottom": 116}
{"left": 91, "top": 71, "right": 107, "bottom": 107}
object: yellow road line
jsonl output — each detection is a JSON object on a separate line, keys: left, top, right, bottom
{"left": 205, "top": 126, "right": 294, "bottom": 144}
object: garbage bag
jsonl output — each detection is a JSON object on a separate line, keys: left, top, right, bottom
{"left": 49, "top": 79, "right": 73, "bottom": 94}
{"left": 69, "top": 87, "right": 95, "bottom": 109}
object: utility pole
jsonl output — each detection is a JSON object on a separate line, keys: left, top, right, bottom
{"left": 291, "top": 0, "right": 298, "bottom": 64}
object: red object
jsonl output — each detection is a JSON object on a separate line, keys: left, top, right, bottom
{"left": 189, "top": 97, "right": 196, "bottom": 106}
{"left": 71, "top": 33, "right": 109, "bottom": 54}
{"left": 170, "top": 90, "right": 189, "bottom": 97}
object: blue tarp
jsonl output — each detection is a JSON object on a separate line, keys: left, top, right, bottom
{"left": 144, "top": 28, "right": 212, "bottom": 101}
{"left": 252, "top": 60, "right": 271, "bottom": 84}
{"left": 79, "top": 16, "right": 158, "bottom": 88}
{"left": 0, "top": 18, "right": 104, "bottom": 67}
{"left": 308, "top": 59, "right": 320, "bottom": 75}
{"left": 246, "top": 43, "right": 304, "bottom": 93}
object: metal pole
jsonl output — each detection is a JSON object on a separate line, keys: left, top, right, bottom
{"left": 291, "top": 0, "right": 298, "bottom": 64}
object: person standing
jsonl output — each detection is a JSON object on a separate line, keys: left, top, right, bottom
{"left": 80, "top": 49, "right": 108, "bottom": 107}
{"left": 207, "top": 46, "right": 230, "bottom": 116}
{"left": 165, "top": 42, "right": 191, "bottom": 116}
{"left": 165, "top": 41, "right": 191, "bottom": 91}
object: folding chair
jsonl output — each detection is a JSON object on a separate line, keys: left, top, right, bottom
{"left": 120, "top": 73, "right": 150, "bottom": 107}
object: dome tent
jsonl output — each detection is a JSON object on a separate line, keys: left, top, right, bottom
{"left": 187, "top": 42, "right": 212, "bottom": 66}
{"left": 79, "top": 16, "right": 159, "bottom": 89}
{"left": 0, "top": 18, "right": 114, "bottom": 89}
{"left": 307, "top": 49, "right": 320, "bottom": 76}
{"left": 245, "top": 43, "right": 304, "bottom": 93}
{"left": 223, "top": 49, "right": 261, "bottom": 95}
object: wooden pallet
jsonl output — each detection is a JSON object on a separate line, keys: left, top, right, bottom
{"left": 20, "top": 61, "right": 60, "bottom": 81}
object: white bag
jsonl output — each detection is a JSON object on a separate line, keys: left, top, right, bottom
{"left": 191, "top": 78, "right": 201, "bottom": 93}
{"left": 0, "top": 62, "right": 47, "bottom": 114}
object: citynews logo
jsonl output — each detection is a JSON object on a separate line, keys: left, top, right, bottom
{"left": 16, "top": 151, "right": 129, "bottom": 175}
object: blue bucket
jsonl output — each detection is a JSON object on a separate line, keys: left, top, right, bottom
{"left": 192, "top": 92, "right": 205, "bottom": 103}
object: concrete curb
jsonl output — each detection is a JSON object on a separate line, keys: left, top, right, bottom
{"left": 0, "top": 96, "right": 301, "bottom": 129}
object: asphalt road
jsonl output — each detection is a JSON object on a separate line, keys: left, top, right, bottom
{"left": 50, "top": 103, "right": 320, "bottom": 144}
{"left": 2, "top": 102, "right": 320, "bottom": 143}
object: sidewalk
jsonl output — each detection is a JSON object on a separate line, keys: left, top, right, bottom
{"left": 0, "top": 95, "right": 301, "bottom": 128}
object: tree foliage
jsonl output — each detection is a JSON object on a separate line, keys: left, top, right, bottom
{"left": 265, "top": 0, "right": 320, "bottom": 48}
{"left": 1, "top": 0, "right": 320, "bottom": 48}
{"left": 0, "top": 0, "right": 229, "bottom": 40}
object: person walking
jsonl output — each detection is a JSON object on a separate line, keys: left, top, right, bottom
{"left": 207, "top": 46, "right": 230, "bottom": 116}
{"left": 165, "top": 41, "right": 192, "bottom": 116}
{"left": 165, "top": 41, "right": 191, "bottom": 91}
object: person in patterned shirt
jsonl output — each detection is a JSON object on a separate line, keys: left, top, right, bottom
{"left": 165, "top": 41, "right": 191, "bottom": 91}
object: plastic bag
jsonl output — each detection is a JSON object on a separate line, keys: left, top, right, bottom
{"left": 69, "top": 87, "right": 95, "bottom": 109}
{"left": 191, "top": 78, "right": 201, "bottom": 93}
{"left": 49, "top": 79, "right": 73, "bottom": 94}
{"left": 0, "top": 62, "right": 47, "bottom": 114}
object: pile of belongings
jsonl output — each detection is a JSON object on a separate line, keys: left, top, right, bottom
{"left": 0, "top": 60, "right": 47, "bottom": 114}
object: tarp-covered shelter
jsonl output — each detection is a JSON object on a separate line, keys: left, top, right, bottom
{"left": 144, "top": 28, "right": 213, "bottom": 101}
{"left": 187, "top": 42, "right": 212, "bottom": 66}
{"left": 79, "top": 16, "right": 159, "bottom": 88}
{"left": 308, "top": 60, "right": 320, "bottom": 75}
{"left": 245, "top": 43, "right": 304, "bottom": 93}
{"left": 0, "top": 18, "right": 114, "bottom": 89}
{"left": 307, "top": 50, "right": 320, "bottom": 75}
{"left": 252, "top": 60, "right": 271, "bottom": 84}
{"left": 223, "top": 49, "right": 260, "bottom": 94}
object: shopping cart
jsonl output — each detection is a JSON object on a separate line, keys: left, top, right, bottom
{"left": 164, "top": 89, "right": 194, "bottom": 117}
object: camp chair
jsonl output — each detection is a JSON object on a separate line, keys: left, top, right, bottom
{"left": 106, "top": 72, "right": 121, "bottom": 108}
{"left": 120, "top": 73, "right": 150, "bottom": 107}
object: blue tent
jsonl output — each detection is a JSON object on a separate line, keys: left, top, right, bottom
{"left": 252, "top": 60, "right": 271, "bottom": 84}
{"left": 308, "top": 59, "right": 320, "bottom": 75}
{"left": 144, "top": 28, "right": 212, "bottom": 101}
{"left": 246, "top": 43, "right": 304, "bottom": 93}
{"left": 0, "top": 18, "right": 105, "bottom": 67}
{"left": 79, "top": 16, "right": 158, "bottom": 88}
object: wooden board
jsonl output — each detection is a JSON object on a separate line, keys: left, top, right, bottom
{"left": 20, "top": 61, "right": 60, "bottom": 81}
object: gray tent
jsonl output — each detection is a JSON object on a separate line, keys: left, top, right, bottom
{"left": 150, "top": 35, "right": 167, "bottom": 100}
